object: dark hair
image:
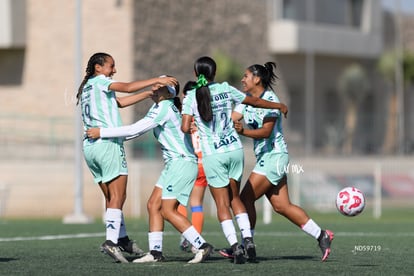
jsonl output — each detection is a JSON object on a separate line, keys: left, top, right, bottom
{"left": 247, "top": 62, "right": 278, "bottom": 91}
{"left": 193, "top": 56, "right": 216, "bottom": 122}
{"left": 76, "top": 52, "right": 112, "bottom": 105}
{"left": 182, "top": 81, "right": 197, "bottom": 96}
{"left": 172, "top": 81, "right": 181, "bottom": 111}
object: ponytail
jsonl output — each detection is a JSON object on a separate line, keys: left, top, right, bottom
{"left": 193, "top": 56, "right": 217, "bottom": 123}
{"left": 248, "top": 61, "right": 278, "bottom": 91}
{"left": 173, "top": 97, "right": 182, "bottom": 112}
{"left": 76, "top": 75, "right": 90, "bottom": 105}
{"left": 193, "top": 74, "right": 213, "bottom": 122}
{"left": 196, "top": 86, "right": 213, "bottom": 122}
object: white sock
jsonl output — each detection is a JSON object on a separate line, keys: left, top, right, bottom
{"left": 105, "top": 208, "right": 122, "bottom": 244}
{"left": 119, "top": 212, "right": 127, "bottom": 239}
{"left": 221, "top": 219, "right": 238, "bottom": 246}
{"left": 301, "top": 219, "right": 321, "bottom": 239}
{"left": 235, "top": 213, "right": 252, "bottom": 239}
{"left": 182, "top": 226, "right": 206, "bottom": 249}
{"left": 148, "top": 231, "right": 163, "bottom": 252}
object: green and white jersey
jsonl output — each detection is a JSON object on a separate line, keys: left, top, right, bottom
{"left": 182, "top": 82, "right": 246, "bottom": 156}
{"left": 101, "top": 99, "right": 196, "bottom": 163}
{"left": 234, "top": 90, "right": 288, "bottom": 157}
{"left": 80, "top": 74, "right": 122, "bottom": 145}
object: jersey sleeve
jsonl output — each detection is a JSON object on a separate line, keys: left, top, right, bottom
{"left": 100, "top": 116, "right": 158, "bottom": 140}
{"left": 181, "top": 91, "right": 195, "bottom": 116}
{"left": 233, "top": 103, "right": 246, "bottom": 115}
{"left": 263, "top": 92, "right": 280, "bottom": 118}
{"left": 228, "top": 83, "right": 246, "bottom": 105}
{"left": 97, "top": 75, "right": 116, "bottom": 93}
{"left": 264, "top": 109, "right": 279, "bottom": 119}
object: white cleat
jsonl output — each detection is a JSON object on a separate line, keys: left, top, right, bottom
{"left": 188, "top": 243, "right": 213, "bottom": 264}
{"left": 133, "top": 252, "right": 164, "bottom": 263}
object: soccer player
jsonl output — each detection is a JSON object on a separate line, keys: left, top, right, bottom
{"left": 181, "top": 56, "right": 288, "bottom": 264}
{"left": 77, "top": 52, "right": 177, "bottom": 263}
{"left": 86, "top": 80, "right": 213, "bottom": 264}
{"left": 178, "top": 81, "right": 208, "bottom": 254}
{"left": 229, "top": 62, "right": 334, "bottom": 261}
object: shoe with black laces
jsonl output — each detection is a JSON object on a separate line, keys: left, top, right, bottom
{"left": 232, "top": 244, "right": 246, "bottom": 264}
{"left": 133, "top": 250, "right": 165, "bottom": 263}
{"left": 188, "top": 243, "right": 213, "bottom": 264}
{"left": 118, "top": 236, "right": 144, "bottom": 256}
{"left": 243, "top": 237, "right": 257, "bottom": 262}
{"left": 318, "top": 230, "right": 334, "bottom": 261}
{"left": 100, "top": 240, "right": 129, "bottom": 263}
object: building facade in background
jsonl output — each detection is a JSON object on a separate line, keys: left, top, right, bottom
{"left": 1, "top": 0, "right": 412, "bottom": 158}
{"left": 0, "top": 0, "right": 413, "bottom": 218}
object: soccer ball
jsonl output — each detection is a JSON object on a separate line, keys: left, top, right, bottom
{"left": 336, "top": 187, "right": 365, "bottom": 216}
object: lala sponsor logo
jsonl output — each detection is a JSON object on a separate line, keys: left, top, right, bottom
{"left": 214, "top": 135, "right": 237, "bottom": 149}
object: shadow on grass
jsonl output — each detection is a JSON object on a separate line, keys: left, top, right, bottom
{"left": 0, "top": 258, "right": 19, "bottom": 262}
{"left": 267, "top": 255, "right": 315, "bottom": 261}
{"left": 207, "top": 254, "right": 316, "bottom": 264}
{"left": 125, "top": 251, "right": 320, "bottom": 264}
{"left": 352, "top": 264, "right": 380, "bottom": 267}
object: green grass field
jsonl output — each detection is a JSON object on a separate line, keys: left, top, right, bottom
{"left": 1, "top": 208, "right": 413, "bottom": 275}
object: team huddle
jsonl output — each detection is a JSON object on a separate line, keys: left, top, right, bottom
{"left": 78, "top": 53, "right": 334, "bottom": 264}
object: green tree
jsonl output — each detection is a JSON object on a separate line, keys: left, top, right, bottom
{"left": 337, "top": 63, "right": 370, "bottom": 154}
{"left": 212, "top": 50, "right": 243, "bottom": 86}
{"left": 377, "top": 50, "right": 414, "bottom": 154}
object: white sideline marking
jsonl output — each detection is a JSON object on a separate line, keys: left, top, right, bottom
{"left": 0, "top": 232, "right": 104, "bottom": 242}
{"left": 1, "top": 231, "right": 413, "bottom": 243}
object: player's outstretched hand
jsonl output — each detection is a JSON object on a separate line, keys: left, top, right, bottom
{"left": 158, "top": 76, "right": 178, "bottom": 87}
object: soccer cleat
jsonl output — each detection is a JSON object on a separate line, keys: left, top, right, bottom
{"left": 232, "top": 244, "right": 246, "bottom": 264}
{"left": 132, "top": 251, "right": 165, "bottom": 263}
{"left": 243, "top": 237, "right": 257, "bottom": 262}
{"left": 188, "top": 243, "right": 213, "bottom": 264}
{"left": 318, "top": 229, "right": 334, "bottom": 261}
{"left": 218, "top": 247, "right": 234, "bottom": 259}
{"left": 118, "top": 236, "right": 144, "bottom": 256}
{"left": 190, "top": 246, "right": 198, "bottom": 254}
{"left": 179, "top": 236, "right": 191, "bottom": 252}
{"left": 100, "top": 240, "right": 129, "bottom": 263}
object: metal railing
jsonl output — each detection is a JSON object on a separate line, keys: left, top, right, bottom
{"left": 0, "top": 113, "right": 74, "bottom": 160}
